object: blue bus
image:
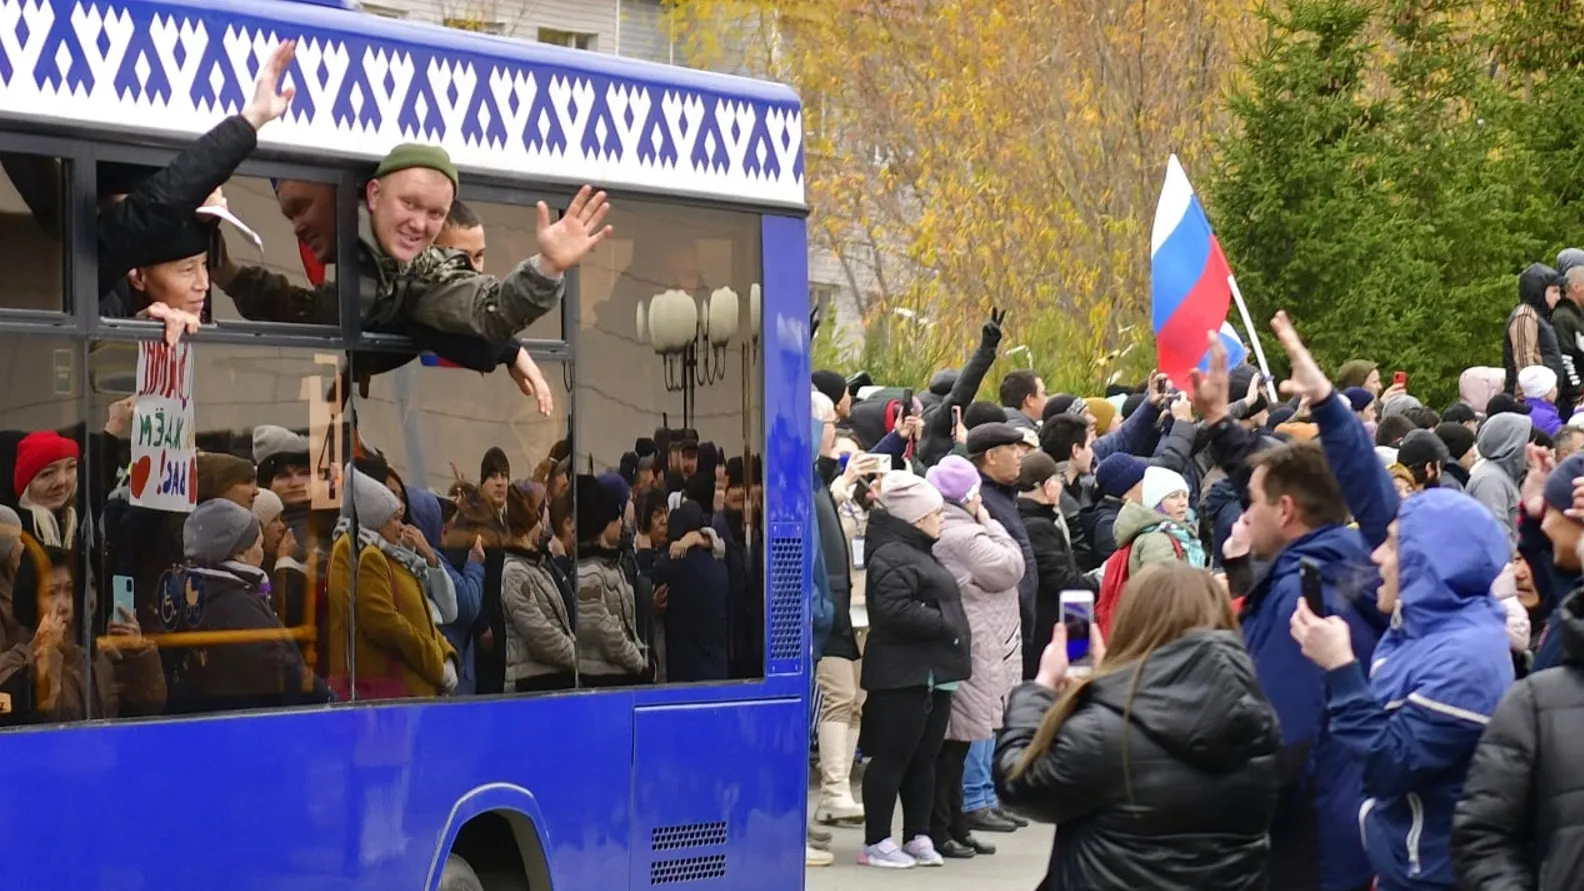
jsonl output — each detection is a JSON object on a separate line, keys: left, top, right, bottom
{"left": 0, "top": 0, "right": 814, "bottom": 887}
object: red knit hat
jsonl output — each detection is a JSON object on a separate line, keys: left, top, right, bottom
{"left": 13, "top": 431, "right": 80, "bottom": 497}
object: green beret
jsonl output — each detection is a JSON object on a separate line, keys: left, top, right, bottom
{"left": 373, "top": 143, "right": 459, "bottom": 191}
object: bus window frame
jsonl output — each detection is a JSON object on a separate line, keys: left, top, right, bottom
{"left": 85, "top": 149, "right": 352, "bottom": 345}
{"left": 0, "top": 130, "right": 86, "bottom": 327}
{"left": 0, "top": 129, "right": 775, "bottom": 712}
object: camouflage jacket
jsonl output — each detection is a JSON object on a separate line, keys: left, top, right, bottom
{"left": 223, "top": 209, "right": 563, "bottom": 342}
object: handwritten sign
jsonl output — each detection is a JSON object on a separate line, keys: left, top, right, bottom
{"left": 129, "top": 342, "right": 196, "bottom": 512}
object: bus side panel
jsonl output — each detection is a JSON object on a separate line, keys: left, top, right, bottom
{"left": 0, "top": 695, "right": 636, "bottom": 890}
{"left": 628, "top": 700, "right": 805, "bottom": 891}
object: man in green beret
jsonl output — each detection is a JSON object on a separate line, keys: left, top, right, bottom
{"left": 217, "top": 142, "right": 612, "bottom": 415}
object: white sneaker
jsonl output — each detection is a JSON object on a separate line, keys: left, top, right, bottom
{"left": 903, "top": 835, "right": 944, "bottom": 867}
{"left": 805, "top": 845, "right": 834, "bottom": 867}
{"left": 815, "top": 798, "right": 865, "bottom": 824}
{"left": 858, "top": 839, "right": 916, "bottom": 869}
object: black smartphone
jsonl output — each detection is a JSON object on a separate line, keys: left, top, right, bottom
{"left": 899, "top": 388, "right": 914, "bottom": 420}
{"left": 1300, "top": 558, "right": 1326, "bottom": 616}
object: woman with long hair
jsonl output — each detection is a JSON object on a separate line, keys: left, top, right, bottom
{"left": 995, "top": 564, "right": 1280, "bottom": 890}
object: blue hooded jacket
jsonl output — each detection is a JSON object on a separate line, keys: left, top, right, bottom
{"left": 1324, "top": 490, "right": 1513, "bottom": 890}
{"left": 404, "top": 485, "right": 485, "bottom": 695}
{"left": 1240, "top": 392, "right": 1391, "bottom": 891}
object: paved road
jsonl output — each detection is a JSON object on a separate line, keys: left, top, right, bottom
{"left": 803, "top": 789, "right": 1050, "bottom": 891}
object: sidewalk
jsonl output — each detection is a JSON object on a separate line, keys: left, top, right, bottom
{"left": 803, "top": 788, "right": 1052, "bottom": 891}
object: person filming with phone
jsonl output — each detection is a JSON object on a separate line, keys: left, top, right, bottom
{"left": 993, "top": 563, "right": 1280, "bottom": 891}
{"left": 1266, "top": 315, "right": 1516, "bottom": 891}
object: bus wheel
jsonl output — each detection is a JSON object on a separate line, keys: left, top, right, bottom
{"left": 440, "top": 853, "right": 485, "bottom": 891}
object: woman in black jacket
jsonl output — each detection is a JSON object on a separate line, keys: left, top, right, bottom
{"left": 995, "top": 563, "right": 1280, "bottom": 891}
{"left": 858, "top": 471, "right": 971, "bottom": 870}
{"left": 1453, "top": 588, "right": 1584, "bottom": 891}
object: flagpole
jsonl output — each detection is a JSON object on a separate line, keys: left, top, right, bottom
{"left": 1228, "top": 275, "right": 1279, "bottom": 402}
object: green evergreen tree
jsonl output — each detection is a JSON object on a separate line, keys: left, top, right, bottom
{"left": 1210, "top": 0, "right": 1549, "bottom": 405}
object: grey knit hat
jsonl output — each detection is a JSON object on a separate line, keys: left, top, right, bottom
{"left": 340, "top": 465, "right": 403, "bottom": 529}
{"left": 184, "top": 498, "right": 262, "bottom": 565}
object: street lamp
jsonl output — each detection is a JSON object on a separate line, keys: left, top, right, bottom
{"left": 641, "top": 286, "right": 740, "bottom": 428}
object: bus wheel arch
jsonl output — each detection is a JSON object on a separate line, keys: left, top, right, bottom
{"left": 428, "top": 784, "right": 554, "bottom": 891}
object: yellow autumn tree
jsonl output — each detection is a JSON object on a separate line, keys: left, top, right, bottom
{"left": 667, "top": 0, "right": 1257, "bottom": 392}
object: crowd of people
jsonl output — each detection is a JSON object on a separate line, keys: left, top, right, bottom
{"left": 805, "top": 275, "right": 1584, "bottom": 890}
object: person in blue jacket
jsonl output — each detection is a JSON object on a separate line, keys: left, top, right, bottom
{"left": 1190, "top": 315, "right": 1390, "bottom": 891}
{"left": 1291, "top": 488, "right": 1512, "bottom": 891}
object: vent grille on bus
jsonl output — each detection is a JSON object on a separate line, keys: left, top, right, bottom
{"left": 651, "top": 821, "right": 727, "bottom": 851}
{"left": 768, "top": 535, "right": 804, "bottom": 664}
{"left": 650, "top": 854, "right": 727, "bottom": 884}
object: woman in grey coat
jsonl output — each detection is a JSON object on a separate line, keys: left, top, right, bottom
{"left": 925, "top": 457, "right": 1026, "bottom": 858}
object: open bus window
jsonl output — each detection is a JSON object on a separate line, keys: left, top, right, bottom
{"left": 87, "top": 341, "right": 337, "bottom": 719}
{"left": 0, "top": 154, "right": 66, "bottom": 312}
{"left": 207, "top": 176, "right": 341, "bottom": 327}
{"left": 441, "top": 197, "right": 563, "bottom": 342}
{"left": 576, "top": 200, "right": 765, "bottom": 687}
{"left": 0, "top": 335, "right": 103, "bottom": 727}
{"left": 348, "top": 351, "right": 573, "bottom": 697}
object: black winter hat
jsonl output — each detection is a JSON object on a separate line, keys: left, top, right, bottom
{"left": 812, "top": 370, "right": 847, "bottom": 406}
{"left": 575, "top": 473, "right": 621, "bottom": 544}
{"left": 481, "top": 447, "right": 511, "bottom": 481}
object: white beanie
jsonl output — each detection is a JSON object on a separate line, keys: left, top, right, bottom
{"left": 1519, "top": 365, "right": 1559, "bottom": 401}
{"left": 1141, "top": 466, "right": 1189, "bottom": 511}
{"left": 340, "top": 465, "right": 403, "bottom": 529}
{"left": 1567, "top": 411, "right": 1584, "bottom": 431}
{"left": 811, "top": 390, "right": 836, "bottom": 424}
{"left": 878, "top": 470, "right": 944, "bottom": 525}
{"left": 252, "top": 488, "right": 285, "bottom": 527}
{"left": 1376, "top": 446, "right": 1399, "bottom": 466}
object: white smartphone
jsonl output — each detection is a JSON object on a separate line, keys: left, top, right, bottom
{"left": 1061, "top": 590, "right": 1095, "bottom": 677}
{"left": 858, "top": 452, "right": 891, "bottom": 475}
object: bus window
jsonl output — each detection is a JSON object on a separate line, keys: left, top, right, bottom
{"left": 0, "top": 154, "right": 65, "bottom": 312}
{"left": 0, "top": 335, "right": 98, "bottom": 726}
{"left": 209, "top": 176, "right": 341, "bottom": 327}
{"left": 439, "top": 197, "right": 564, "bottom": 342}
{"left": 576, "top": 200, "right": 765, "bottom": 687}
{"left": 87, "top": 341, "right": 338, "bottom": 718}
{"left": 349, "top": 351, "right": 572, "bottom": 697}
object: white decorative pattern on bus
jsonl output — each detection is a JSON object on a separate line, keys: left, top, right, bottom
{"left": 0, "top": 0, "right": 806, "bottom": 207}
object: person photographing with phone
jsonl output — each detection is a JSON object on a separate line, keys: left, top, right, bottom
{"left": 993, "top": 564, "right": 1280, "bottom": 891}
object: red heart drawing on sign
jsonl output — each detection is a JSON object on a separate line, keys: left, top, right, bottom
{"left": 130, "top": 455, "right": 152, "bottom": 499}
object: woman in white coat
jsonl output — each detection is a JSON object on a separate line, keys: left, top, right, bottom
{"left": 924, "top": 456, "right": 1026, "bottom": 859}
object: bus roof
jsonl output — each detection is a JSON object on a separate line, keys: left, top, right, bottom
{"left": 0, "top": 0, "right": 806, "bottom": 209}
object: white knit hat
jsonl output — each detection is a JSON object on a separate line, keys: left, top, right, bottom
{"left": 1141, "top": 466, "right": 1189, "bottom": 511}
{"left": 1519, "top": 365, "right": 1559, "bottom": 401}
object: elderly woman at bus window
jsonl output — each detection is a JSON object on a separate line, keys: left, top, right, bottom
{"left": 502, "top": 484, "right": 576, "bottom": 692}
{"left": 168, "top": 499, "right": 330, "bottom": 714}
{"left": 95, "top": 41, "right": 298, "bottom": 344}
{"left": 10, "top": 430, "right": 81, "bottom": 551}
{"left": 329, "top": 467, "right": 458, "bottom": 699}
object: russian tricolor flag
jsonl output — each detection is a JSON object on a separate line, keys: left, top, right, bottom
{"left": 1151, "top": 155, "right": 1245, "bottom": 383}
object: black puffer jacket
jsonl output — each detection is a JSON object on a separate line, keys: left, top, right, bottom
{"left": 995, "top": 630, "right": 1281, "bottom": 891}
{"left": 859, "top": 508, "right": 971, "bottom": 692}
{"left": 1453, "top": 589, "right": 1584, "bottom": 891}
{"left": 1017, "top": 496, "right": 1094, "bottom": 681}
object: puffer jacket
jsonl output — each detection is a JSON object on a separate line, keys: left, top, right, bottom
{"left": 575, "top": 548, "right": 647, "bottom": 681}
{"left": 933, "top": 502, "right": 1025, "bottom": 741}
{"left": 501, "top": 547, "right": 576, "bottom": 685}
{"left": 1454, "top": 589, "right": 1584, "bottom": 891}
{"left": 1017, "top": 496, "right": 1094, "bottom": 681}
{"left": 1505, "top": 263, "right": 1572, "bottom": 408}
{"left": 1323, "top": 490, "right": 1513, "bottom": 890}
{"left": 1112, "top": 499, "right": 1190, "bottom": 576}
{"left": 995, "top": 630, "right": 1281, "bottom": 891}
{"left": 860, "top": 509, "right": 972, "bottom": 692}
{"left": 979, "top": 473, "right": 1038, "bottom": 650}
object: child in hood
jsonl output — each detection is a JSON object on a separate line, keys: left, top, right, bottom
{"left": 1519, "top": 365, "right": 1564, "bottom": 436}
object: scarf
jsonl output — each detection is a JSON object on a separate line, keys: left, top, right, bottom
{"left": 19, "top": 490, "right": 75, "bottom": 549}
{"left": 333, "top": 517, "right": 430, "bottom": 579}
{"left": 218, "top": 561, "right": 272, "bottom": 599}
{"left": 1150, "top": 517, "right": 1209, "bottom": 569}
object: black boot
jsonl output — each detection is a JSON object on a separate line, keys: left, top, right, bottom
{"left": 964, "top": 808, "right": 1018, "bottom": 834}
{"left": 992, "top": 806, "right": 1029, "bottom": 828}
{"left": 959, "top": 834, "right": 997, "bottom": 855}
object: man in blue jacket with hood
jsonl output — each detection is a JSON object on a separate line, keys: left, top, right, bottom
{"left": 1192, "top": 316, "right": 1388, "bottom": 891}
{"left": 1278, "top": 314, "right": 1514, "bottom": 890}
